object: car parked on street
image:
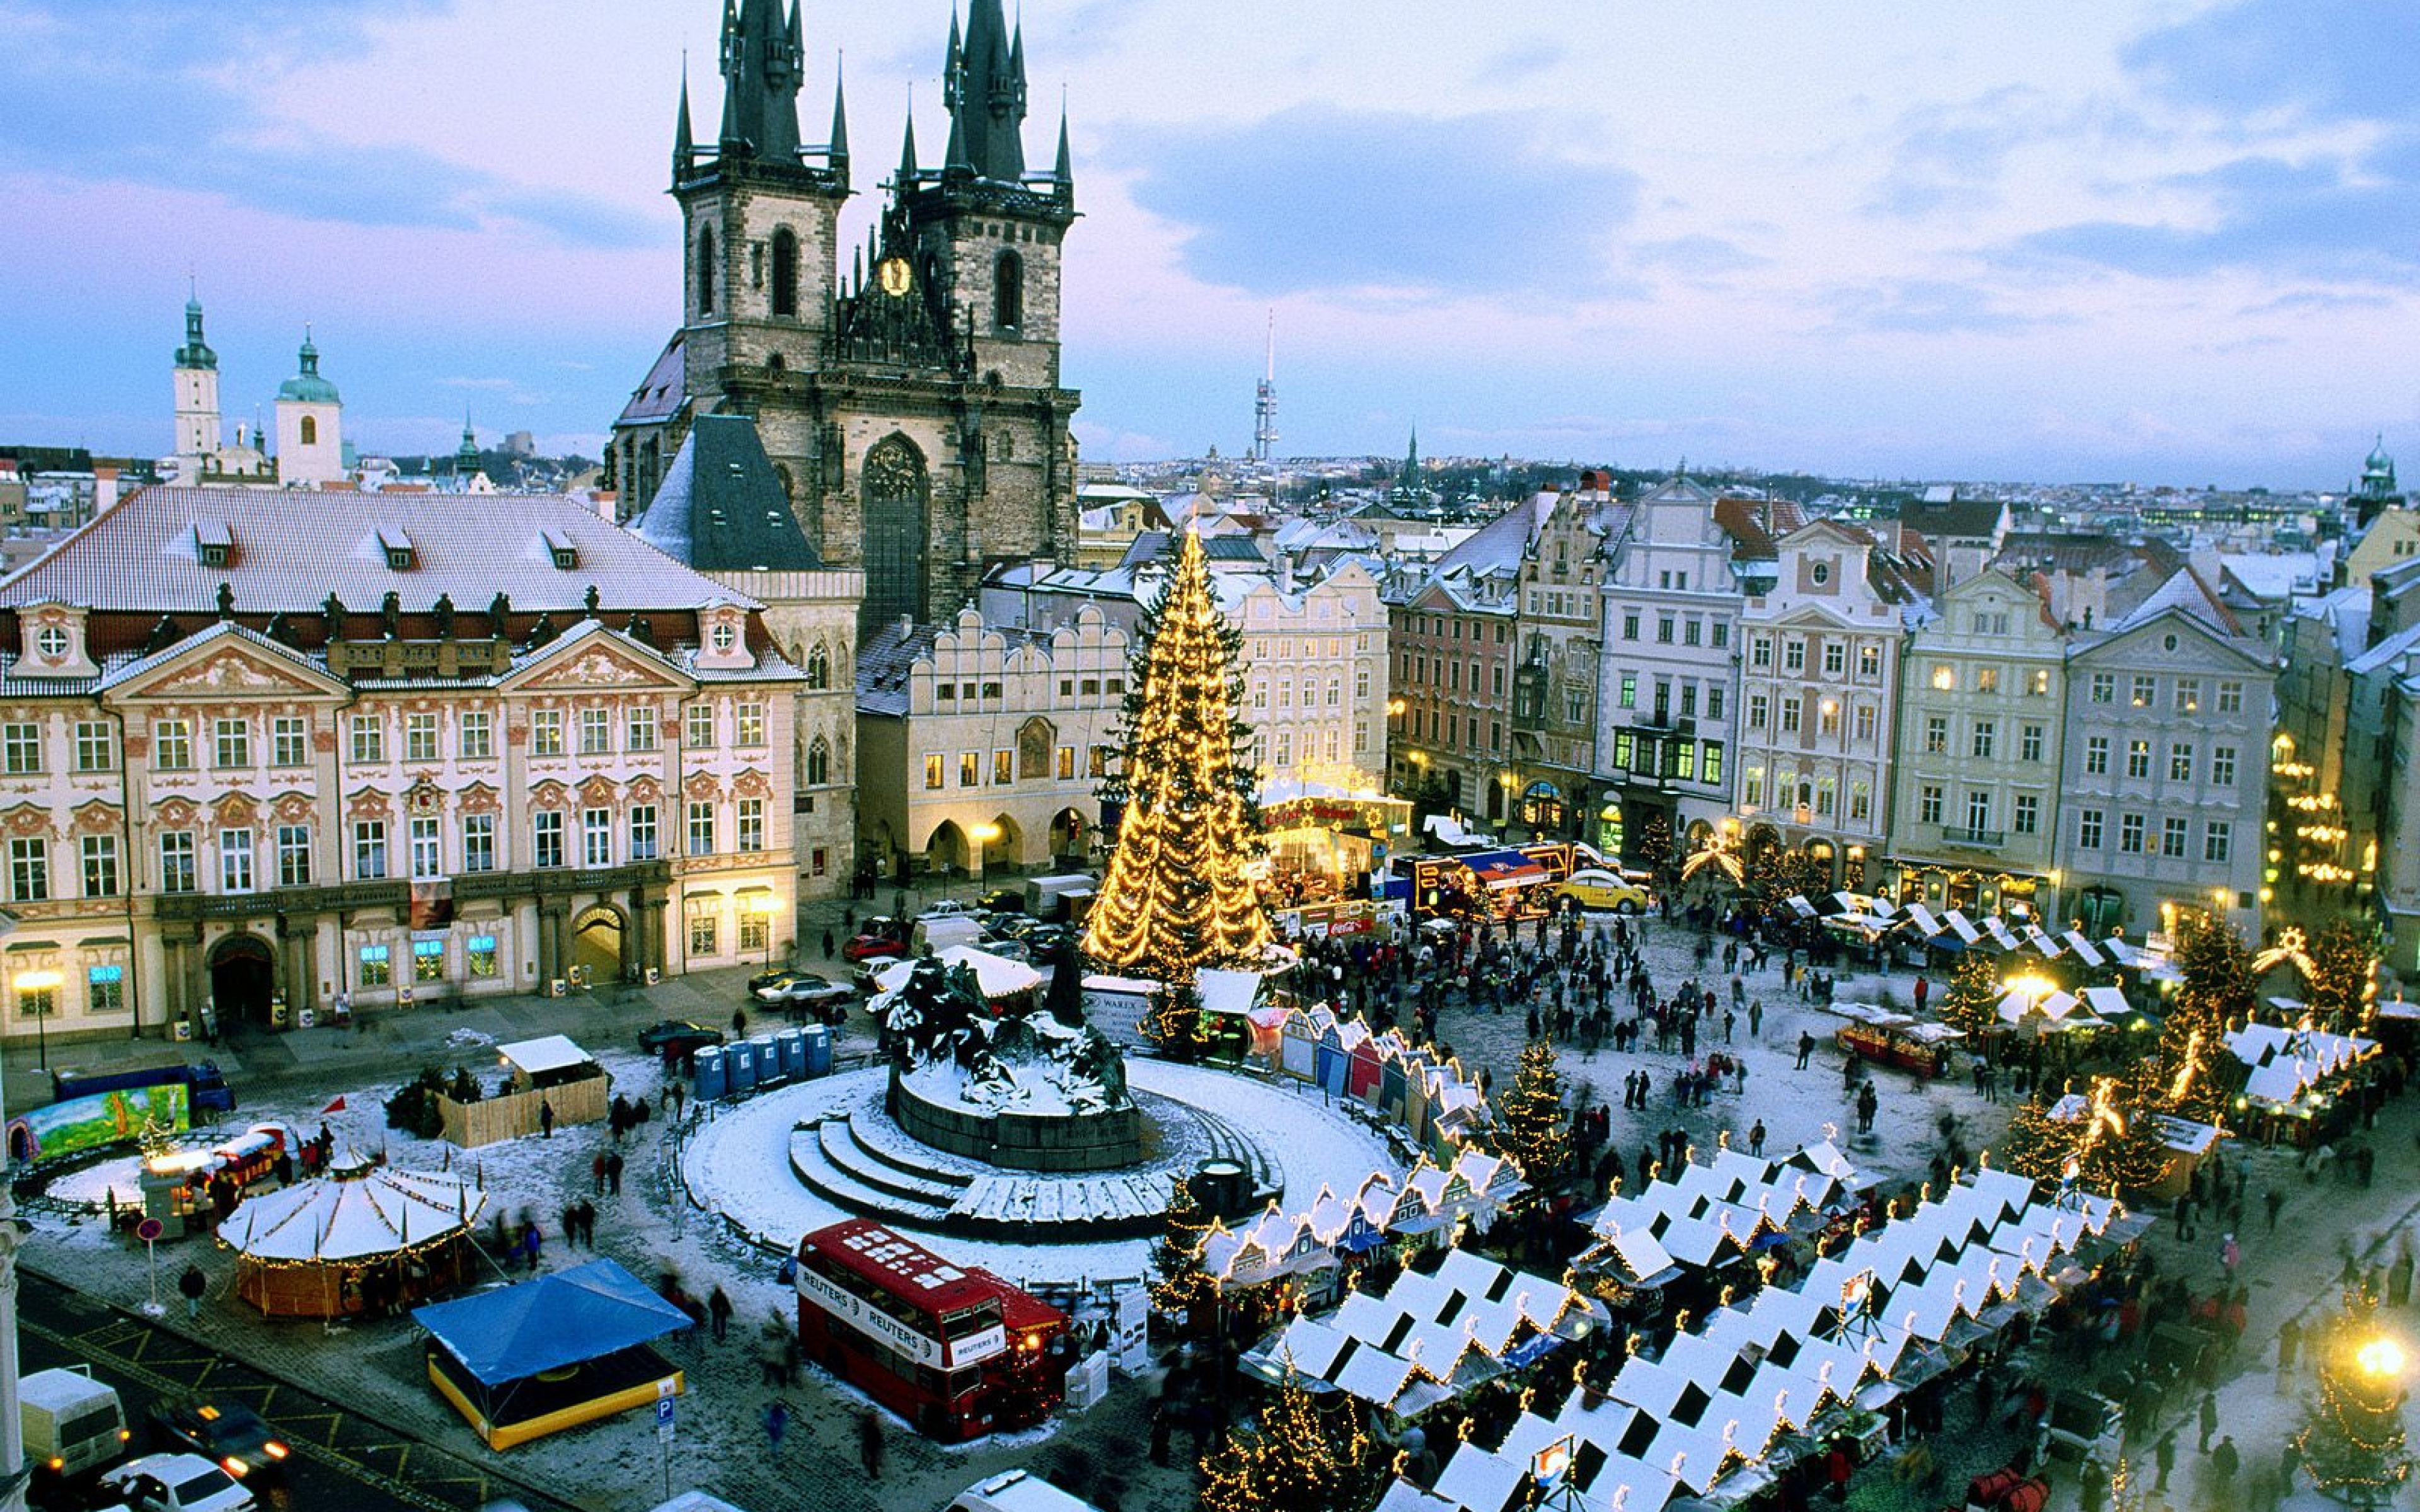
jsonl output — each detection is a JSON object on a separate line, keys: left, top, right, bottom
{"left": 143, "top": 1399, "right": 287, "bottom": 1482}
{"left": 748, "top": 970, "right": 853, "bottom": 1022}
{"left": 977, "top": 888, "right": 1027, "bottom": 914}
{"left": 637, "top": 1021, "right": 723, "bottom": 1062}
{"left": 918, "top": 899, "right": 977, "bottom": 919}
{"left": 98, "top": 1453, "right": 254, "bottom": 1512}
{"left": 1549, "top": 868, "right": 1651, "bottom": 914}
{"left": 842, "top": 932, "right": 908, "bottom": 963}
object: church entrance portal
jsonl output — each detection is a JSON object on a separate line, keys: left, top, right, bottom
{"left": 572, "top": 905, "right": 626, "bottom": 986}
{"left": 209, "top": 933, "right": 277, "bottom": 1026}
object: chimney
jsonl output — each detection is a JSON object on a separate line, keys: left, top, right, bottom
{"left": 0, "top": 459, "right": 17, "bottom": 484}
{"left": 593, "top": 488, "right": 618, "bottom": 522}
{"left": 93, "top": 465, "right": 120, "bottom": 515}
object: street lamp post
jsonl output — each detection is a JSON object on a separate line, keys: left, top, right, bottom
{"left": 751, "top": 894, "right": 779, "bottom": 970}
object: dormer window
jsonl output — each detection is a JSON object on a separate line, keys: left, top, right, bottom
{"left": 377, "top": 526, "right": 417, "bottom": 571}
{"left": 710, "top": 622, "right": 738, "bottom": 653}
{"left": 540, "top": 529, "right": 578, "bottom": 571}
{"left": 194, "top": 520, "right": 233, "bottom": 568}
{"left": 33, "top": 627, "right": 67, "bottom": 661}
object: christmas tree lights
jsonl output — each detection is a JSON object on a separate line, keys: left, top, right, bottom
{"left": 1933, "top": 950, "right": 2003, "bottom": 1038}
{"left": 1149, "top": 1174, "right": 1219, "bottom": 1338}
{"left": 1085, "top": 527, "right": 1272, "bottom": 985}
{"left": 2162, "top": 909, "right": 2252, "bottom": 1123}
{"left": 1492, "top": 1038, "right": 1565, "bottom": 1186}
{"left": 2295, "top": 1288, "right": 2414, "bottom": 1506}
{"left": 1199, "top": 1366, "right": 1384, "bottom": 1512}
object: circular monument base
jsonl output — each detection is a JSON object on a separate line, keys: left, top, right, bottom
{"left": 887, "top": 1064, "right": 1145, "bottom": 1172}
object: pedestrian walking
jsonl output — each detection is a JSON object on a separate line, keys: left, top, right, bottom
{"left": 1748, "top": 1120, "right": 1766, "bottom": 1157}
{"left": 1797, "top": 1031, "right": 1815, "bottom": 1070}
{"left": 2155, "top": 1428, "right": 2177, "bottom": 1491}
{"left": 577, "top": 1198, "right": 597, "bottom": 1247}
{"left": 592, "top": 1152, "right": 608, "bottom": 1195}
{"left": 2278, "top": 1315, "right": 2300, "bottom": 1382}
{"left": 2264, "top": 1186, "right": 2284, "bottom": 1234}
{"left": 822, "top": 927, "right": 836, "bottom": 959}
{"left": 539, "top": 1099, "right": 555, "bottom": 1138}
{"left": 2211, "top": 1436, "right": 2239, "bottom": 1484}
{"left": 859, "top": 1406, "right": 885, "bottom": 1479}
{"left": 606, "top": 1150, "right": 625, "bottom": 1195}
{"left": 178, "top": 1262, "right": 207, "bottom": 1320}
{"left": 562, "top": 1203, "right": 580, "bottom": 1250}
{"left": 765, "top": 1399, "right": 790, "bottom": 1457}
{"left": 2197, "top": 1392, "right": 2218, "bottom": 1453}
{"left": 732, "top": 1007, "right": 749, "bottom": 1039}
{"left": 709, "top": 1285, "right": 734, "bottom": 1342}
{"left": 1749, "top": 1000, "right": 1763, "bottom": 1038}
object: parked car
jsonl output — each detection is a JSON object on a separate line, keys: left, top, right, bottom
{"left": 1550, "top": 868, "right": 1651, "bottom": 914}
{"left": 637, "top": 1021, "right": 723, "bottom": 1060}
{"left": 977, "top": 888, "right": 1027, "bottom": 914}
{"left": 144, "top": 1399, "right": 287, "bottom": 1481}
{"left": 749, "top": 970, "right": 853, "bottom": 1022}
{"left": 918, "top": 899, "right": 977, "bottom": 919}
{"left": 99, "top": 1454, "right": 254, "bottom": 1512}
{"left": 842, "top": 932, "right": 909, "bottom": 963}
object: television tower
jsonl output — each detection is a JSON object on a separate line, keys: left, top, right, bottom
{"left": 1250, "top": 309, "right": 1279, "bottom": 462}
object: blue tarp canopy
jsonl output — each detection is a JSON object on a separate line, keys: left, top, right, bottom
{"left": 413, "top": 1258, "right": 690, "bottom": 1387}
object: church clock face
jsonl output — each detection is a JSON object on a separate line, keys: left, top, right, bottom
{"left": 877, "top": 256, "right": 913, "bottom": 297}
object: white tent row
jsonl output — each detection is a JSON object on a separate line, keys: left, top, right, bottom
{"left": 1790, "top": 896, "right": 2119, "bottom": 970}
{"left": 1582, "top": 1142, "right": 1865, "bottom": 1283}
{"left": 2225, "top": 1022, "right": 2380, "bottom": 1108}
{"left": 1400, "top": 1170, "right": 2124, "bottom": 1512}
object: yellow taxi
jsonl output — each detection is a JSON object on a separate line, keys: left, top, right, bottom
{"left": 1548, "top": 868, "right": 1652, "bottom": 914}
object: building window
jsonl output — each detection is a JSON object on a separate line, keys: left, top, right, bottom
{"left": 1622, "top": 612, "right": 1639, "bottom": 640}
{"left": 349, "top": 715, "right": 384, "bottom": 764}
{"left": 79, "top": 835, "right": 117, "bottom": 898}
{"left": 1712, "top": 622, "right": 1730, "bottom": 649}
{"left": 2216, "top": 680, "right": 2244, "bottom": 713}
{"left": 2090, "top": 673, "right": 2114, "bottom": 704}
{"left": 1814, "top": 777, "right": 1835, "bottom": 815}
{"left": 736, "top": 703, "right": 766, "bottom": 747}
{"left": 1674, "top": 743, "right": 1697, "bottom": 781}
{"left": 2118, "top": 813, "right": 2145, "bottom": 853}
{"left": 1657, "top": 617, "right": 1675, "bottom": 644}
{"left": 579, "top": 708, "right": 612, "bottom": 756}
{"left": 156, "top": 719, "right": 193, "bottom": 770}
{"left": 354, "top": 820, "right": 388, "bottom": 879}
{"left": 959, "top": 752, "right": 980, "bottom": 787}
{"left": 1702, "top": 743, "right": 1724, "bottom": 785}
{"left": 531, "top": 710, "right": 564, "bottom": 757}
{"left": 73, "top": 721, "right": 114, "bottom": 773}
{"left": 923, "top": 755, "right": 944, "bottom": 790}
{"left": 299, "top": 415, "right": 318, "bottom": 446}
{"left": 1744, "top": 766, "right": 1764, "bottom": 806}
{"left": 739, "top": 905, "right": 770, "bottom": 954}
{"left": 2204, "top": 820, "right": 2233, "bottom": 863}
{"left": 687, "top": 705, "right": 716, "bottom": 748}
{"left": 2013, "top": 794, "right": 2039, "bottom": 835}
{"left": 1089, "top": 745, "right": 1109, "bottom": 777}
{"left": 1750, "top": 636, "right": 1772, "bottom": 668}
{"left": 15, "top": 975, "right": 56, "bottom": 1029}
{"left": 7, "top": 839, "right": 45, "bottom": 902}
{"left": 463, "top": 813, "right": 495, "bottom": 873}
{"left": 582, "top": 808, "right": 611, "bottom": 868}
{"left": 993, "top": 750, "right": 1014, "bottom": 785}
{"left": 411, "top": 816, "right": 441, "bottom": 878}
{"left": 1919, "top": 784, "right": 1944, "bottom": 825}
{"left": 2211, "top": 746, "right": 2237, "bottom": 786}
{"left": 1707, "top": 686, "right": 1726, "bottom": 721}
{"left": 1858, "top": 644, "right": 1880, "bottom": 678}
{"left": 272, "top": 716, "right": 308, "bottom": 767}
{"left": 687, "top": 802, "right": 715, "bottom": 857}
{"left": 1782, "top": 640, "right": 1806, "bottom": 673}
{"left": 2125, "top": 740, "right": 2150, "bottom": 779}
{"left": 1818, "top": 702, "right": 1840, "bottom": 736}
{"left": 405, "top": 713, "right": 439, "bottom": 763}
{"left": 1683, "top": 619, "right": 1702, "bottom": 646}
{"left": 2027, "top": 668, "right": 2050, "bottom": 697}
{"left": 1822, "top": 643, "right": 1845, "bottom": 676}
{"left": 994, "top": 249, "right": 1023, "bottom": 330}
{"left": 358, "top": 944, "right": 390, "bottom": 988}
{"left": 1619, "top": 675, "right": 1637, "bottom": 709}
{"left": 2130, "top": 675, "right": 2155, "bottom": 708}
{"left": 696, "top": 225, "right": 716, "bottom": 314}
{"left": 1925, "top": 716, "right": 1949, "bottom": 755}
{"left": 160, "top": 832, "right": 195, "bottom": 893}
{"left": 533, "top": 811, "right": 563, "bottom": 869}
{"left": 88, "top": 964, "right": 124, "bottom": 1016}
{"left": 1930, "top": 664, "right": 1956, "bottom": 692}
{"left": 1975, "top": 667, "right": 2000, "bottom": 695}
{"left": 689, "top": 909, "right": 718, "bottom": 957}
{"left": 771, "top": 226, "right": 800, "bottom": 317}
{"left": 738, "top": 798, "right": 764, "bottom": 852}
{"left": 1971, "top": 721, "right": 1996, "bottom": 760}
{"left": 2160, "top": 816, "right": 2188, "bottom": 857}
{"left": 2169, "top": 743, "right": 2195, "bottom": 782}
{"left": 277, "top": 825, "right": 311, "bottom": 887}
{"left": 2077, "top": 810, "right": 2103, "bottom": 849}
{"left": 413, "top": 937, "right": 444, "bottom": 983}
{"left": 2085, "top": 736, "right": 2109, "bottom": 776}
{"left": 1780, "top": 700, "right": 1802, "bottom": 735}
{"left": 1748, "top": 694, "right": 1768, "bottom": 730}
{"left": 2175, "top": 677, "right": 2201, "bottom": 713}
{"left": 628, "top": 704, "right": 660, "bottom": 752}
{"left": 217, "top": 829, "right": 253, "bottom": 893}
{"left": 1853, "top": 704, "right": 1876, "bottom": 743}
{"left": 210, "top": 718, "right": 249, "bottom": 769}
{"left": 467, "top": 934, "right": 499, "bottom": 978}
{"left": 1966, "top": 790, "right": 1992, "bottom": 833}
{"left": 1848, "top": 781, "right": 1871, "bottom": 822}
{"left": 2020, "top": 723, "right": 2044, "bottom": 762}
{"left": 460, "top": 711, "right": 493, "bottom": 760}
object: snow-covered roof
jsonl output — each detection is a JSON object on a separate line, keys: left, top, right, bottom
{"left": 222, "top": 1167, "right": 485, "bottom": 1261}
{"left": 499, "top": 1034, "right": 595, "bottom": 1077}
{"left": 873, "top": 946, "right": 1044, "bottom": 1000}
{"left": 2226, "top": 1022, "right": 2378, "bottom": 1105}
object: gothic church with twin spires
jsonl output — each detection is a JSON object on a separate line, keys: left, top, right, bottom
{"left": 611, "top": 0, "right": 1080, "bottom": 635}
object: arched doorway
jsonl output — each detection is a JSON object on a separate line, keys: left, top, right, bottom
{"left": 860, "top": 434, "right": 931, "bottom": 632}
{"left": 925, "top": 820, "right": 971, "bottom": 879}
{"left": 571, "top": 905, "right": 626, "bottom": 985}
{"left": 209, "top": 933, "right": 277, "bottom": 1025}
{"left": 1519, "top": 781, "right": 1564, "bottom": 833}
{"left": 983, "top": 815, "right": 1022, "bottom": 870}
{"left": 1049, "top": 807, "right": 1086, "bottom": 862}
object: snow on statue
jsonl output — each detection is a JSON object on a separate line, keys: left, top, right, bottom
{"left": 879, "top": 955, "right": 1132, "bottom": 1115}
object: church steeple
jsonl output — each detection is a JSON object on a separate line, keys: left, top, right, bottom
{"left": 717, "top": 0, "right": 804, "bottom": 163}
{"left": 947, "top": 0, "right": 1028, "bottom": 182}
{"left": 897, "top": 107, "right": 919, "bottom": 185}
{"left": 176, "top": 287, "right": 217, "bottom": 372}
{"left": 827, "top": 61, "right": 850, "bottom": 188}
{"left": 1052, "top": 99, "right": 1073, "bottom": 203}
{"left": 672, "top": 66, "right": 696, "bottom": 184}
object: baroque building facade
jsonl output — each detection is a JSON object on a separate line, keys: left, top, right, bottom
{"left": 611, "top": 0, "right": 1081, "bottom": 635}
{"left": 0, "top": 487, "right": 805, "bottom": 1045}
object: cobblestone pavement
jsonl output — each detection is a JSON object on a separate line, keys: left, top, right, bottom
{"left": 16, "top": 887, "right": 2416, "bottom": 1511}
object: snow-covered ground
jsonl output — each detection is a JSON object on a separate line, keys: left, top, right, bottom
{"left": 681, "top": 1057, "right": 1404, "bottom": 1290}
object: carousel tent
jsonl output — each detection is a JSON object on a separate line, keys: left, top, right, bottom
{"left": 219, "top": 1163, "right": 486, "bottom": 1319}
{"left": 414, "top": 1258, "right": 689, "bottom": 1450}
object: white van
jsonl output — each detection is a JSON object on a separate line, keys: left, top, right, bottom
{"left": 21, "top": 1365, "right": 127, "bottom": 1480}
{"left": 944, "top": 1470, "right": 1105, "bottom": 1512}
{"left": 913, "top": 915, "right": 988, "bottom": 954}
{"left": 1023, "top": 874, "right": 1097, "bottom": 922}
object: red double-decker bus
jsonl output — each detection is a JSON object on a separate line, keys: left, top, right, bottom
{"left": 794, "top": 1220, "right": 1068, "bottom": 1441}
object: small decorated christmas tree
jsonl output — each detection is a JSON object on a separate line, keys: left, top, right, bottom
{"left": 1492, "top": 1037, "right": 1569, "bottom": 1185}
{"left": 1991, "top": 1070, "right": 2170, "bottom": 1194}
{"left": 2304, "top": 920, "right": 2380, "bottom": 1032}
{"left": 2162, "top": 909, "right": 2252, "bottom": 1123}
{"left": 1149, "top": 1174, "right": 1219, "bottom": 1338}
{"left": 1199, "top": 1368, "right": 1384, "bottom": 1512}
{"left": 1084, "top": 529, "right": 1272, "bottom": 985}
{"left": 2296, "top": 1288, "right": 2414, "bottom": 1506}
{"left": 1933, "top": 949, "right": 2004, "bottom": 1038}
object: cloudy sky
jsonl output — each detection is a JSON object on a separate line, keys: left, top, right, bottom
{"left": 1, "top": 0, "right": 2411, "bottom": 487}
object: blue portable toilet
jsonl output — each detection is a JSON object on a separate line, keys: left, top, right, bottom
{"left": 800, "top": 1023, "right": 833, "bottom": 1077}
{"left": 751, "top": 1034, "right": 782, "bottom": 1085}
{"left": 723, "top": 1040, "right": 758, "bottom": 1095}
{"left": 776, "top": 1027, "right": 806, "bottom": 1080}
{"left": 691, "top": 1045, "right": 728, "bottom": 1101}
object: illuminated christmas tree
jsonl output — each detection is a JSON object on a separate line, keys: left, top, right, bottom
{"left": 2162, "top": 909, "right": 2252, "bottom": 1123}
{"left": 1199, "top": 1368, "right": 1384, "bottom": 1512}
{"left": 1084, "top": 528, "right": 1272, "bottom": 985}
{"left": 2296, "top": 1288, "right": 2414, "bottom": 1506}
{"left": 1934, "top": 949, "right": 2005, "bottom": 1038}
{"left": 2304, "top": 920, "right": 2380, "bottom": 1032}
{"left": 1492, "top": 1037, "right": 1568, "bottom": 1185}
{"left": 1991, "top": 1071, "right": 2170, "bottom": 1194}
{"left": 1150, "top": 1174, "right": 1220, "bottom": 1339}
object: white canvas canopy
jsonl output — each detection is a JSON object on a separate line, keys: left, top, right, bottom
{"left": 222, "top": 1167, "right": 486, "bottom": 1263}
{"left": 497, "top": 1034, "right": 594, "bottom": 1078}
{"left": 873, "top": 945, "right": 1045, "bottom": 999}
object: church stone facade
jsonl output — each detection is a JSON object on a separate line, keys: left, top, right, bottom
{"left": 614, "top": 0, "right": 1081, "bottom": 636}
